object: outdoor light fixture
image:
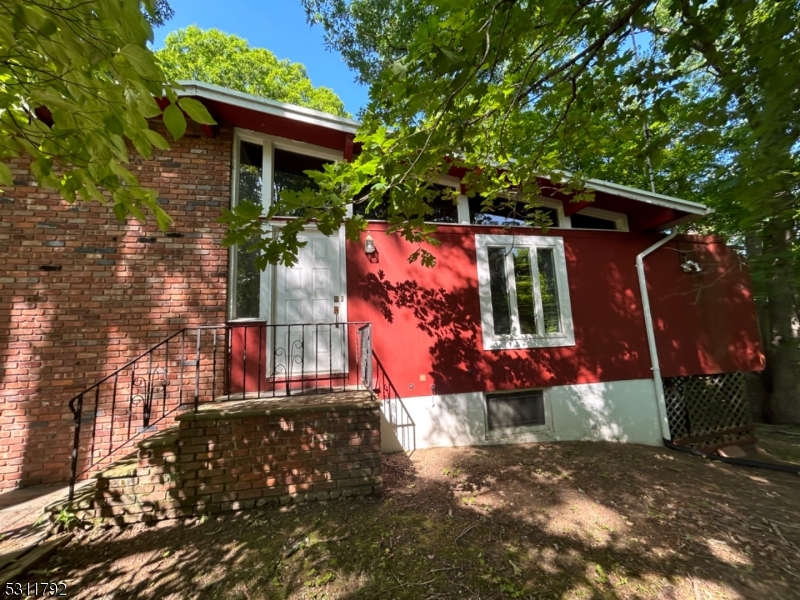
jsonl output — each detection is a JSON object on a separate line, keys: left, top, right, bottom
{"left": 681, "top": 255, "right": 701, "bottom": 273}
{"left": 364, "top": 234, "right": 376, "bottom": 254}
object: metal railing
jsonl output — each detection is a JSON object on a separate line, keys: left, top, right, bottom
{"left": 372, "top": 352, "right": 416, "bottom": 453}
{"left": 224, "top": 321, "right": 373, "bottom": 399}
{"left": 67, "top": 321, "right": 373, "bottom": 500}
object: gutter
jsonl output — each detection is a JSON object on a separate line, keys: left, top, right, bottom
{"left": 635, "top": 232, "right": 677, "bottom": 440}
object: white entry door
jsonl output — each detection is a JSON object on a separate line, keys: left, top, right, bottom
{"left": 272, "top": 230, "right": 345, "bottom": 378}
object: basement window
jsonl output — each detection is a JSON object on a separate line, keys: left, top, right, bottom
{"left": 486, "top": 389, "right": 548, "bottom": 435}
{"left": 476, "top": 234, "right": 574, "bottom": 350}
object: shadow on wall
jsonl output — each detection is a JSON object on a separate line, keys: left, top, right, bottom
{"left": 415, "top": 379, "right": 662, "bottom": 450}
{"left": 0, "top": 124, "right": 231, "bottom": 490}
{"left": 356, "top": 266, "right": 645, "bottom": 396}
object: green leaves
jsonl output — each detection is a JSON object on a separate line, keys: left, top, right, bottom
{"left": 0, "top": 0, "right": 216, "bottom": 231}
{"left": 155, "top": 26, "right": 349, "bottom": 117}
{"left": 162, "top": 103, "right": 187, "bottom": 139}
{"left": 177, "top": 97, "right": 215, "bottom": 124}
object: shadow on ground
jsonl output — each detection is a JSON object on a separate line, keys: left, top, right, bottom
{"left": 16, "top": 441, "right": 800, "bottom": 600}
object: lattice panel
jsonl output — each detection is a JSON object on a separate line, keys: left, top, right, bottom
{"left": 663, "top": 372, "right": 752, "bottom": 447}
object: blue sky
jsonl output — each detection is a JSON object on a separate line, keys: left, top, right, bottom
{"left": 152, "top": 0, "right": 369, "bottom": 116}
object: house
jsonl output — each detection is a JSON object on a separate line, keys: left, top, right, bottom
{"left": 0, "top": 81, "right": 764, "bottom": 496}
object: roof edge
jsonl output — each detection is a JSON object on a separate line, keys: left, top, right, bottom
{"left": 176, "top": 82, "right": 711, "bottom": 217}
{"left": 176, "top": 80, "right": 361, "bottom": 135}
{"left": 583, "top": 177, "right": 712, "bottom": 216}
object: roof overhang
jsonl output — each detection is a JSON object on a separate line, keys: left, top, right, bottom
{"left": 175, "top": 81, "right": 712, "bottom": 228}
{"left": 176, "top": 80, "right": 360, "bottom": 135}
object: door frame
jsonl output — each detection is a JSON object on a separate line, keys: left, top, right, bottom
{"left": 228, "top": 128, "right": 350, "bottom": 381}
{"left": 264, "top": 225, "right": 349, "bottom": 381}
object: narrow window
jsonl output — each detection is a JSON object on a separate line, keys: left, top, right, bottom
{"left": 235, "top": 141, "right": 263, "bottom": 319}
{"left": 487, "top": 247, "right": 512, "bottom": 335}
{"left": 486, "top": 390, "right": 546, "bottom": 432}
{"left": 511, "top": 248, "right": 537, "bottom": 335}
{"left": 353, "top": 184, "right": 458, "bottom": 223}
{"left": 469, "top": 196, "right": 559, "bottom": 227}
{"left": 537, "top": 248, "right": 561, "bottom": 333}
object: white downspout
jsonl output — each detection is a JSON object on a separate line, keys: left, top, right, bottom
{"left": 635, "top": 232, "right": 677, "bottom": 441}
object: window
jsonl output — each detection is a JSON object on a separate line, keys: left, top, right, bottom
{"left": 234, "top": 140, "right": 264, "bottom": 319}
{"left": 570, "top": 208, "right": 628, "bottom": 231}
{"left": 230, "top": 132, "right": 343, "bottom": 320}
{"left": 468, "top": 196, "right": 561, "bottom": 228}
{"left": 485, "top": 389, "right": 549, "bottom": 435}
{"left": 273, "top": 148, "right": 332, "bottom": 216}
{"left": 352, "top": 183, "right": 459, "bottom": 223}
{"left": 475, "top": 234, "right": 574, "bottom": 350}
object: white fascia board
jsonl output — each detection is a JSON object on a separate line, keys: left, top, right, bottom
{"left": 178, "top": 81, "right": 711, "bottom": 217}
{"left": 176, "top": 80, "right": 361, "bottom": 135}
{"left": 582, "top": 177, "right": 714, "bottom": 216}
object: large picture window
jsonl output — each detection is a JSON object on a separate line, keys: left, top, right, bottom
{"left": 476, "top": 234, "right": 574, "bottom": 350}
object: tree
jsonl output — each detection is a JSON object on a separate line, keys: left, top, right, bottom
{"left": 229, "top": 0, "right": 799, "bottom": 420}
{"left": 155, "top": 26, "right": 348, "bottom": 117}
{"left": 0, "top": 0, "right": 215, "bottom": 228}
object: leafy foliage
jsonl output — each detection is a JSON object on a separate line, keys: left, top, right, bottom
{"left": 155, "top": 26, "right": 349, "bottom": 117}
{"left": 289, "top": 0, "right": 800, "bottom": 418}
{"left": 0, "top": 0, "right": 215, "bottom": 228}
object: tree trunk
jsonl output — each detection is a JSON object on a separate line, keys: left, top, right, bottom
{"left": 763, "top": 219, "right": 800, "bottom": 423}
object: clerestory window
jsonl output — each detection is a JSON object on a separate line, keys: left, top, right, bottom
{"left": 475, "top": 234, "right": 574, "bottom": 350}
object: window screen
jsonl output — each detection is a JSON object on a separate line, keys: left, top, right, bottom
{"left": 486, "top": 390, "right": 546, "bottom": 431}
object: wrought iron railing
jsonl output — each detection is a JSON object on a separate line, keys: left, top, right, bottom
{"left": 372, "top": 352, "right": 416, "bottom": 453}
{"left": 67, "top": 321, "right": 373, "bottom": 500}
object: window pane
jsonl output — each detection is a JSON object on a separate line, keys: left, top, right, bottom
{"left": 537, "top": 248, "right": 561, "bottom": 333}
{"left": 236, "top": 234, "right": 261, "bottom": 319}
{"left": 487, "top": 247, "right": 511, "bottom": 335}
{"left": 273, "top": 148, "right": 332, "bottom": 216}
{"left": 235, "top": 141, "right": 263, "bottom": 319}
{"left": 570, "top": 212, "right": 617, "bottom": 230}
{"left": 511, "top": 247, "right": 537, "bottom": 335}
{"left": 425, "top": 185, "right": 459, "bottom": 223}
{"left": 238, "top": 141, "right": 263, "bottom": 204}
{"left": 469, "top": 196, "right": 559, "bottom": 227}
{"left": 487, "top": 390, "right": 546, "bottom": 430}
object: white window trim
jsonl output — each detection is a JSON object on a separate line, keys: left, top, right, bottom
{"left": 484, "top": 388, "right": 554, "bottom": 439}
{"left": 475, "top": 234, "right": 575, "bottom": 350}
{"left": 229, "top": 128, "right": 347, "bottom": 323}
{"left": 572, "top": 206, "right": 629, "bottom": 231}
{"left": 233, "top": 128, "right": 344, "bottom": 212}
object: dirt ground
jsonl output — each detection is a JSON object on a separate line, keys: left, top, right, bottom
{"left": 14, "top": 437, "right": 800, "bottom": 600}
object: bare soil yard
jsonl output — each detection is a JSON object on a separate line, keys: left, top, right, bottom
{"left": 17, "top": 437, "right": 800, "bottom": 599}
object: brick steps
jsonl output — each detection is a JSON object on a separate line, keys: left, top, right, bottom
{"left": 49, "top": 392, "right": 382, "bottom": 526}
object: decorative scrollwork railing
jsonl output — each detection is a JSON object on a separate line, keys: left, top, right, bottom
{"left": 67, "top": 321, "right": 374, "bottom": 500}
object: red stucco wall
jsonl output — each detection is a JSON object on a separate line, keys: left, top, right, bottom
{"left": 346, "top": 224, "right": 764, "bottom": 398}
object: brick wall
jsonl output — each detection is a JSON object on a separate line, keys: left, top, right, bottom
{"left": 64, "top": 399, "right": 382, "bottom": 524}
{"left": 0, "top": 123, "right": 233, "bottom": 491}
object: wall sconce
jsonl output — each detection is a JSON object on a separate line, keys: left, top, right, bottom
{"left": 364, "top": 234, "right": 376, "bottom": 254}
{"left": 680, "top": 253, "right": 701, "bottom": 273}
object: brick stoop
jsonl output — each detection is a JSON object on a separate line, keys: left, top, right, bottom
{"left": 49, "top": 392, "right": 383, "bottom": 526}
